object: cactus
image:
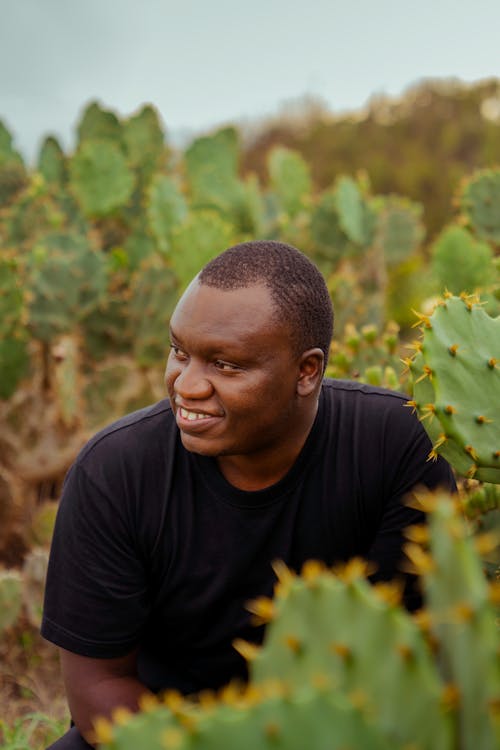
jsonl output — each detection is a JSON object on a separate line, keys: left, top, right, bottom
{"left": 185, "top": 127, "right": 239, "bottom": 208}
{"left": 326, "top": 320, "right": 405, "bottom": 388}
{"left": 122, "top": 104, "right": 166, "bottom": 180}
{"left": 101, "top": 494, "right": 499, "bottom": 750}
{"left": 146, "top": 174, "right": 187, "bottom": 253}
{"left": 249, "top": 560, "right": 453, "bottom": 750}
{"left": 0, "top": 569, "right": 22, "bottom": 633}
{"left": 76, "top": 101, "right": 123, "bottom": 146}
{"left": 310, "top": 190, "right": 355, "bottom": 271}
{"left": 430, "top": 226, "right": 494, "bottom": 295}
{"left": 100, "top": 685, "right": 394, "bottom": 750}
{"left": 459, "top": 168, "right": 500, "bottom": 244}
{"left": 412, "top": 492, "right": 500, "bottom": 749}
{"left": 334, "top": 175, "right": 376, "bottom": 247}
{"left": 408, "top": 294, "right": 500, "bottom": 482}
{"left": 267, "top": 147, "right": 312, "bottom": 219}
{"left": 169, "top": 210, "right": 236, "bottom": 291}
{"left": 373, "top": 196, "right": 425, "bottom": 267}
{"left": 50, "top": 334, "right": 83, "bottom": 428}
{"left": 129, "top": 258, "right": 179, "bottom": 367}
{"left": 28, "top": 231, "right": 107, "bottom": 342}
{"left": 37, "top": 136, "right": 66, "bottom": 187}
{"left": 69, "top": 140, "right": 135, "bottom": 218}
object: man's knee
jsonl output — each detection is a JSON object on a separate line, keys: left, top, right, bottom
{"left": 46, "top": 725, "right": 94, "bottom": 749}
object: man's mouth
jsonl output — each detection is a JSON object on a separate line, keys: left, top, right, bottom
{"left": 178, "top": 407, "right": 213, "bottom": 422}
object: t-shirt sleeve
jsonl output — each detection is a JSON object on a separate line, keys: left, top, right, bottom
{"left": 41, "top": 460, "right": 151, "bottom": 657}
{"left": 366, "top": 400, "right": 456, "bottom": 611}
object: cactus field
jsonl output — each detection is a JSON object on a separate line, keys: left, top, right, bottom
{"left": 0, "top": 100, "right": 499, "bottom": 749}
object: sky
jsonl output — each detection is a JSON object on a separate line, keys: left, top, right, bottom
{"left": 1, "top": 0, "right": 500, "bottom": 163}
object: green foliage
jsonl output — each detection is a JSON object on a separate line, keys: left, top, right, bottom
{"left": 185, "top": 127, "right": 239, "bottom": 208}
{"left": 169, "top": 210, "right": 236, "bottom": 290}
{"left": 334, "top": 175, "right": 375, "bottom": 246}
{"left": 28, "top": 231, "right": 107, "bottom": 342}
{"left": 122, "top": 104, "right": 165, "bottom": 178}
{"left": 0, "top": 711, "right": 69, "bottom": 750}
{"left": 326, "top": 320, "right": 404, "bottom": 389}
{"left": 69, "top": 140, "right": 135, "bottom": 217}
{"left": 0, "top": 570, "right": 22, "bottom": 632}
{"left": 146, "top": 174, "right": 187, "bottom": 252}
{"left": 409, "top": 295, "right": 500, "bottom": 482}
{"left": 0, "top": 120, "right": 27, "bottom": 205}
{"left": 101, "top": 495, "right": 499, "bottom": 750}
{"left": 268, "top": 147, "right": 312, "bottom": 218}
{"left": 373, "top": 196, "right": 425, "bottom": 266}
{"left": 0, "top": 337, "right": 30, "bottom": 400}
{"left": 37, "top": 136, "right": 66, "bottom": 186}
{"left": 431, "top": 226, "right": 494, "bottom": 294}
{"left": 129, "top": 258, "right": 178, "bottom": 366}
{"left": 459, "top": 168, "right": 500, "bottom": 244}
{"left": 76, "top": 101, "right": 123, "bottom": 145}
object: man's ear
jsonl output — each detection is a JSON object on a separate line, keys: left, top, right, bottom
{"left": 297, "top": 348, "right": 324, "bottom": 396}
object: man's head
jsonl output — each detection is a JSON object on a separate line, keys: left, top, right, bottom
{"left": 165, "top": 241, "right": 333, "bottom": 476}
{"left": 198, "top": 240, "right": 333, "bottom": 370}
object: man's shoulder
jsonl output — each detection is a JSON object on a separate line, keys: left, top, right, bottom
{"left": 78, "top": 398, "right": 175, "bottom": 465}
{"left": 321, "top": 377, "right": 408, "bottom": 405}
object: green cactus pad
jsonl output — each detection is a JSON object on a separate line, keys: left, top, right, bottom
{"left": 169, "top": 210, "right": 236, "bottom": 291}
{"left": 76, "top": 101, "right": 123, "bottom": 146}
{"left": 459, "top": 168, "right": 500, "bottom": 244}
{"left": 334, "top": 176, "right": 376, "bottom": 246}
{"left": 268, "top": 147, "right": 312, "bottom": 218}
{"left": 373, "top": 196, "right": 425, "bottom": 266}
{"left": 28, "top": 232, "right": 107, "bottom": 342}
{"left": 251, "top": 567, "right": 452, "bottom": 750}
{"left": 69, "top": 141, "right": 135, "bottom": 218}
{"left": 103, "top": 685, "right": 395, "bottom": 750}
{"left": 37, "top": 136, "right": 66, "bottom": 186}
{"left": 410, "top": 296, "right": 500, "bottom": 482}
{"left": 146, "top": 175, "right": 187, "bottom": 253}
{"left": 430, "top": 226, "right": 494, "bottom": 295}
{"left": 420, "top": 492, "right": 500, "bottom": 750}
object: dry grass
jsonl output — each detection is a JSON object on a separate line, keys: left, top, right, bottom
{"left": 0, "top": 619, "right": 69, "bottom": 749}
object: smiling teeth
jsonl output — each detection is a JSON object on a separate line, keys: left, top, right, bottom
{"left": 180, "top": 407, "right": 211, "bottom": 421}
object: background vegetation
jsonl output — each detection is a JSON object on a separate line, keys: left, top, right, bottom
{"left": 0, "top": 77, "right": 499, "bottom": 748}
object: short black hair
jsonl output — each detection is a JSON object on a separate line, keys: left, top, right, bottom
{"left": 198, "top": 240, "right": 333, "bottom": 368}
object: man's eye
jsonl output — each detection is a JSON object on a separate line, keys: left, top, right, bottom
{"left": 214, "top": 360, "right": 239, "bottom": 372}
{"left": 170, "top": 345, "right": 187, "bottom": 359}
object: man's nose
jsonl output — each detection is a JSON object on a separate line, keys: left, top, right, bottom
{"left": 174, "top": 360, "right": 213, "bottom": 400}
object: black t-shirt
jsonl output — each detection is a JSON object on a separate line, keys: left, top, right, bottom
{"left": 41, "top": 379, "right": 455, "bottom": 695}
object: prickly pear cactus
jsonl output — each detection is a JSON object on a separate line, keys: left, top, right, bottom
{"left": 334, "top": 175, "right": 376, "bottom": 247}
{"left": 27, "top": 231, "right": 107, "bottom": 342}
{"left": 98, "top": 685, "right": 394, "bottom": 750}
{"left": 69, "top": 140, "right": 135, "bottom": 218}
{"left": 459, "top": 168, "right": 500, "bottom": 244}
{"left": 408, "top": 294, "right": 500, "bottom": 482}
{"left": 267, "top": 147, "right": 312, "bottom": 219}
{"left": 373, "top": 196, "right": 425, "bottom": 266}
{"left": 409, "top": 492, "right": 500, "bottom": 750}
{"left": 247, "top": 560, "right": 453, "bottom": 750}
{"left": 100, "top": 494, "right": 499, "bottom": 750}
{"left": 430, "top": 226, "right": 494, "bottom": 295}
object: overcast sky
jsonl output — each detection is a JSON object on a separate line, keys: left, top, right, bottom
{"left": 2, "top": 0, "right": 500, "bottom": 162}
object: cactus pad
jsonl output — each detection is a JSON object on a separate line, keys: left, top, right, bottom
{"left": 410, "top": 295, "right": 500, "bottom": 482}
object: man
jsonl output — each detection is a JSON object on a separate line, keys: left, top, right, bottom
{"left": 42, "top": 240, "right": 455, "bottom": 748}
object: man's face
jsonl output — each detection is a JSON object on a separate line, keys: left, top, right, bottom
{"left": 165, "top": 280, "right": 306, "bottom": 461}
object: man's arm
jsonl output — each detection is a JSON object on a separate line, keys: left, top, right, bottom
{"left": 60, "top": 647, "right": 152, "bottom": 746}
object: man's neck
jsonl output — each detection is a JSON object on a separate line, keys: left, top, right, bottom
{"left": 216, "top": 403, "right": 319, "bottom": 492}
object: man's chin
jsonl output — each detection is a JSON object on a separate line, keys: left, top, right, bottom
{"left": 179, "top": 431, "right": 223, "bottom": 457}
